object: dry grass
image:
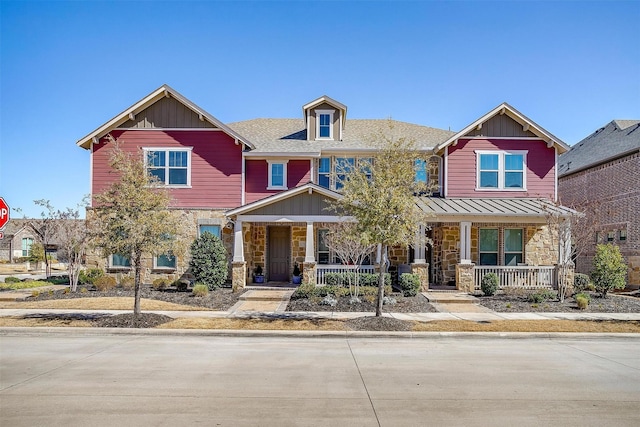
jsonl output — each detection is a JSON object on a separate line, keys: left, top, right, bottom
{"left": 411, "top": 319, "right": 640, "bottom": 333}
{"left": 0, "top": 317, "right": 93, "bottom": 327}
{"left": 0, "top": 298, "right": 209, "bottom": 311}
{"left": 158, "top": 317, "right": 345, "bottom": 331}
{"left": 156, "top": 317, "right": 640, "bottom": 333}
{"left": 0, "top": 315, "right": 638, "bottom": 332}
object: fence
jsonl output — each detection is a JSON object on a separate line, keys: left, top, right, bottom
{"left": 316, "top": 264, "right": 376, "bottom": 286}
{"left": 473, "top": 265, "right": 556, "bottom": 292}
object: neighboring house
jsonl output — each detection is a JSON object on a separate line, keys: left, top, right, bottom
{"left": 0, "top": 220, "right": 39, "bottom": 262}
{"left": 558, "top": 120, "right": 640, "bottom": 288}
{"left": 77, "top": 85, "right": 573, "bottom": 292}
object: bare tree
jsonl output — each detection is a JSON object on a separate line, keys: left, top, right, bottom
{"left": 542, "top": 199, "right": 597, "bottom": 301}
{"left": 333, "top": 122, "right": 429, "bottom": 316}
{"left": 16, "top": 200, "right": 58, "bottom": 277}
{"left": 322, "top": 222, "right": 376, "bottom": 301}
{"left": 55, "top": 202, "right": 89, "bottom": 292}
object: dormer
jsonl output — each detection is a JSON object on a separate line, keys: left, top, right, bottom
{"left": 302, "top": 95, "right": 347, "bottom": 141}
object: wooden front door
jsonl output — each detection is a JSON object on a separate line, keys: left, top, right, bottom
{"left": 268, "top": 226, "right": 290, "bottom": 282}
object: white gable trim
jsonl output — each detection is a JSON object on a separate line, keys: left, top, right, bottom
{"left": 435, "top": 103, "right": 569, "bottom": 154}
{"left": 226, "top": 183, "right": 342, "bottom": 217}
{"left": 77, "top": 84, "right": 254, "bottom": 150}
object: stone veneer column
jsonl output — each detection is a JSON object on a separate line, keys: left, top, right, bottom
{"left": 455, "top": 263, "right": 475, "bottom": 294}
{"left": 232, "top": 261, "right": 247, "bottom": 292}
{"left": 303, "top": 262, "right": 317, "bottom": 285}
{"left": 412, "top": 263, "right": 429, "bottom": 291}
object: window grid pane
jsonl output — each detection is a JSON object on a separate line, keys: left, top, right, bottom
{"left": 271, "top": 163, "right": 284, "bottom": 187}
{"left": 156, "top": 254, "right": 176, "bottom": 268}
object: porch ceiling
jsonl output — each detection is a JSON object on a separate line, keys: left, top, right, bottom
{"left": 415, "top": 197, "right": 577, "bottom": 220}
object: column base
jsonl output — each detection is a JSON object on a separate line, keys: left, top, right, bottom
{"left": 232, "top": 261, "right": 247, "bottom": 292}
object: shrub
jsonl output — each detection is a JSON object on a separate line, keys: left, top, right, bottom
{"left": 31, "top": 290, "right": 40, "bottom": 298}
{"left": 152, "top": 278, "right": 169, "bottom": 291}
{"left": 94, "top": 276, "right": 117, "bottom": 292}
{"left": 5, "top": 277, "right": 21, "bottom": 283}
{"left": 575, "top": 293, "right": 590, "bottom": 310}
{"left": 119, "top": 277, "right": 135, "bottom": 290}
{"left": 292, "top": 282, "right": 316, "bottom": 299}
{"left": 192, "top": 283, "right": 209, "bottom": 297}
{"left": 399, "top": 273, "right": 421, "bottom": 297}
{"left": 481, "top": 273, "right": 499, "bottom": 296}
{"left": 383, "top": 296, "right": 397, "bottom": 305}
{"left": 174, "top": 280, "right": 189, "bottom": 292}
{"left": 591, "top": 244, "right": 627, "bottom": 298}
{"left": 324, "top": 272, "right": 342, "bottom": 287}
{"left": 80, "top": 287, "right": 88, "bottom": 293}
{"left": 320, "top": 295, "right": 337, "bottom": 307}
{"left": 528, "top": 289, "right": 557, "bottom": 303}
{"left": 79, "top": 268, "right": 104, "bottom": 285}
{"left": 573, "top": 273, "right": 592, "bottom": 293}
{"left": 349, "top": 296, "right": 361, "bottom": 304}
{"left": 316, "top": 285, "right": 339, "bottom": 297}
{"left": 189, "top": 233, "right": 228, "bottom": 290}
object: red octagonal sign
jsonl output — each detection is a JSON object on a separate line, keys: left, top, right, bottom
{"left": 0, "top": 197, "right": 9, "bottom": 230}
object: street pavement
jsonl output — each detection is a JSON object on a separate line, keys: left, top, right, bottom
{"left": 1, "top": 332, "right": 639, "bottom": 426}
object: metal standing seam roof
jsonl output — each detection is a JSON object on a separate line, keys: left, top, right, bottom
{"left": 227, "top": 118, "right": 455, "bottom": 154}
{"left": 414, "top": 197, "right": 578, "bottom": 218}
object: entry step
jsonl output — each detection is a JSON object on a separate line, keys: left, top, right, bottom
{"left": 423, "top": 292, "right": 478, "bottom": 304}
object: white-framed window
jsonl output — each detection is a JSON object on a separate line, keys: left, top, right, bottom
{"left": 22, "top": 238, "right": 34, "bottom": 257}
{"left": 504, "top": 228, "right": 523, "bottom": 266}
{"left": 318, "top": 157, "right": 331, "bottom": 189}
{"left": 607, "top": 231, "right": 615, "bottom": 242}
{"left": 144, "top": 148, "right": 192, "bottom": 187}
{"left": 316, "top": 110, "right": 334, "bottom": 140}
{"left": 155, "top": 252, "right": 176, "bottom": 269}
{"left": 316, "top": 156, "right": 372, "bottom": 191}
{"left": 479, "top": 228, "right": 499, "bottom": 265}
{"left": 267, "top": 160, "right": 288, "bottom": 190}
{"left": 110, "top": 254, "right": 131, "bottom": 268}
{"left": 476, "top": 151, "right": 526, "bottom": 190}
{"left": 619, "top": 230, "right": 627, "bottom": 242}
{"left": 317, "top": 229, "right": 332, "bottom": 264}
{"left": 199, "top": 224, "right": 221, "bottom": 238}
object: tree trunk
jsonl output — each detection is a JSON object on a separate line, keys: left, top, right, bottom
{"left": 133, "top": 252, "right": 142, "bottom": 325}
{"left": 376, "top": 244, "right": 388, "bottom": 317}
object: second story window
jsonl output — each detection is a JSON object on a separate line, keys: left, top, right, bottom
{"left": 146, "top": 148, "right": 191, "bottom": 186}
{"left": 267, "top": 160, "right": 288, "bottom": 190}
{"left": 316, "top": 110, "right": 334, "bottom": 140}
{"left": 318, "top": 157, "right": 331, "bottom": 188}
{"left": 476, "top": 151, "right": 526, "bottom": 191}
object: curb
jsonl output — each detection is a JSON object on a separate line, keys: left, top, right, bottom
{"left": 1, "top": 326, "right": 639, "bottom": 339}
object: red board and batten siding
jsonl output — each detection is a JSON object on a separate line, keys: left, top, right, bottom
{"left": 92, "top": 130, "right": 243, "bottom": 208}
{"left": 244, "top": 159, "right": 312, "bottom": 204}
{"left": 445, "top": 138, "right": 556, "bottom": 199}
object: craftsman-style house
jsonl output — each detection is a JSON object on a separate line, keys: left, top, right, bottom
{"left": 77, "top": 85, "right": 574, "bottom": 292}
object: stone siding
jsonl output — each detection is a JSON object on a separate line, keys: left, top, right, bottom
{"left": 86, "top": 208, "right": 232, "bottom": 285}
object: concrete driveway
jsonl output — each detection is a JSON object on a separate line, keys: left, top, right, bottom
{"left": 1, "top": 332, "right": 639, "bottom": 426}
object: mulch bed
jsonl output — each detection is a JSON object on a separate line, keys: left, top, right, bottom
{"left": 27, "top": 284, "right": 243, "bottom": 311}
{"left": 286, "top": 293, "right": 437, "bottom": 313}
{"left": 476, "top": 290, "right": 640, "bottom": 313}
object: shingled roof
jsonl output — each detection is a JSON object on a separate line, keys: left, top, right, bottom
{"left": 558, "top": 119, "right": 640, "bottom": 177}
{"left": 227, "top": 118, "right": 455, "bottom": 155}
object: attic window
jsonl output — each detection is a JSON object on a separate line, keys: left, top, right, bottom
{"left": 316, "top": 110, "right": 334, "bottom": 140}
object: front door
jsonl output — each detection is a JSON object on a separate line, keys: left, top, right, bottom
{"left": 268, "top": 226, "right": 290, "bottom": 282}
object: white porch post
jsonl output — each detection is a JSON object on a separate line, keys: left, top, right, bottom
{"left": 414, "top": 224, "right": 426, "bottom": 264}
{"left": 460, "top": 221, "right": 471, "bottom": 264}
{"left": 233, "top": 220, "right": 244, "bottom": 262}
{"left": 304, "top": 221, "right": 315, "bottom": 263}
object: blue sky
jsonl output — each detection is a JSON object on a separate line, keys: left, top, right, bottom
{"left": 1, "top": 0, "right": 639, "bottom": 218}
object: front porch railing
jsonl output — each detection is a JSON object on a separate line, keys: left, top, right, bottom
{"left": 316, "top": 264, "right": 376, "bottom": 286}
{"left": 473, "top": 265, "right": 556, "bottom": 292}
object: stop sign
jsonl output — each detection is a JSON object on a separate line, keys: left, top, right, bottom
{"left": 0, "top": 197, "right": 9, "bottom": 230}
